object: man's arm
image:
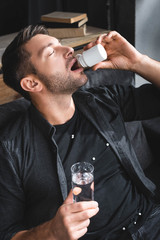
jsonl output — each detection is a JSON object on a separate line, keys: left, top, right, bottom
{"left": 84, "top": 31, "right": 160, "bottom": 87}
{"left": 12, "top": 191, "right": 99, "bottom": 240}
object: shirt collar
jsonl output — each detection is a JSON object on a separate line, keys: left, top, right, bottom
{"left": 29, "top": 103, "right": 55, "bottom": 138}
{"left": 28, "top": 90, "right": 89, "bottom": 138}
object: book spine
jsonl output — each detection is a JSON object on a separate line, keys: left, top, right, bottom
{"left": 48, "top": 25, "right": 86, "bottom": 38}
{"left": 41, "top": 12, "right": 87, "bottom": 24}
{"left": 41, "top": 21, "right": 82, "bottom": 28}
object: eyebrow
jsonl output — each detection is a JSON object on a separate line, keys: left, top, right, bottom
{"left": 37, "top": 42, "right": 53, "bottom": 57}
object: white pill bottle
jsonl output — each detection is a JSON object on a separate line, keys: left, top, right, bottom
{"left": 76, "top": 44, "right": 107, "bottom": 68}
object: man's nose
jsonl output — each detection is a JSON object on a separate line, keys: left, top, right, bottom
{"left": 64, "top": 46, "right": 74, "bottom": 58}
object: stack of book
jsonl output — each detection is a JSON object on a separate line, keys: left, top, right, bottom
{"left": 40, "top": 11, "right": 88, "bottom": 38}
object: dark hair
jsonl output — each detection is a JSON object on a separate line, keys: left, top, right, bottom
{"left": 1, "top": 25, "right": 49, "bottom": 100}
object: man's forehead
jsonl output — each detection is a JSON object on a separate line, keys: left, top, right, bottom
{"left": 25, "top": 34, "right": 59, "bottom": 53}
{"left": 29, "top": 34, "right": 59, "bottom": 45}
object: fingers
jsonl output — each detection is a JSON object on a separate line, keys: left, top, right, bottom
{"left": 62, "top": 191, "right": 99, "bottom": 220}
{"left": 80, "top": 206, "right": 99, "bottom": 220}
{"left": 84, "top": 31, "right": 120, "bottom": 51}
{"left": 61, "top": 201, "right": 99, "bottom": 221}
{"left": 71, "top": 201, "right": 98, "bottom": 212}
{"left": 97, "top": 31, "right": 121, "bottom": 49}
{"left": 92, "top": 61, "right": 113, "bottom": 71}
{"left": 59, "top": 206, "right": 99, "bottom": 238}
{"left": 60, "top": 199, "right": 99, "bottom": 222}
{"left": 83, "top": 33, "right": 108, "bottom": 50}
{"left": 104, "top": 31, "right": 120, "bottom": 40}
{"left": 83, "top": 41, "right": 95, "bottom": 50}
{"left": 69, "top": 219, "right": 89, "bottom": 238}
{"left": 74, "top": 228, "right": 88, "bottom": 239}
{"left": 64, "top": 189, "right": 74, "bottom": 204}
{"left": 71, "top": 205, "right": 99, "bottom": 222}
{"left": 52, "top": 196, "right": 99, "bottom": 239}
{"left": 77, "top": 219, "right": 90, "bottom": 230}
{"left": 96, "top": 33, "right": 109, "bottom": 44}
{"left": 64, "top": 190, "right": 98, "bottom": 212}
{"left": 59, "top": 204, "right": 99, "bottom": 229}
{"left": 75, "top": 227, "right": 88, "bottom": 238}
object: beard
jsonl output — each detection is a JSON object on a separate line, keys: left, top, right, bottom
{"left": 36, "top": 67, "right": 88, "bottom": 95}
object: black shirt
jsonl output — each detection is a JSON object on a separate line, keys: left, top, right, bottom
{"left": 54, "top": 107, "right": 153, "bottom": 239}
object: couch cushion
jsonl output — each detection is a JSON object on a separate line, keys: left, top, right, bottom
{"left": 125, "top": 121, "right": 154, "bottom": 170}
{"left": 83, "top": 69, "right": 135, "bottom": 89}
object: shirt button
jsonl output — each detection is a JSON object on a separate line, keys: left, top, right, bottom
{"left": 122, "top": 227, "right": 126, "bottom": 231}
{"left": 71, "top": 134, "right": 75, "bottom": 139}
{"left": 133, "top": 221, "right": 137, "bottom": 225}
{"left": 106, "top": 143, "right": 109, "bottom": 147}
{"left": 92, "top": 157, "right": 96, "bottom": 161}
{"left": 138, "top": 212, "right": 142, "bottom": 216}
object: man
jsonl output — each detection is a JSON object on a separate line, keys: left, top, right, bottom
{"left": 0, "top": 25, "right": 160, "bottom": 240}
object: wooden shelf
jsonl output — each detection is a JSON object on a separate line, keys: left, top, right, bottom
{"left": 61, "top": 26, "right": 108, "bottom": 48}
{"left": 0, "top": 74, "right": 20, "bottom": 104}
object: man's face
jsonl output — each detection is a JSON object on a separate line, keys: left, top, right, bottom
{"left": 25, "top": 34, "right": 88, "bottom": 94}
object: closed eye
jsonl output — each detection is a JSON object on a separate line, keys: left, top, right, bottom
{"left": 49, "top": 49, "right": 54, "bottom": 56}
{"left": 47, "top": 46, "right": 54, "bottom": 56}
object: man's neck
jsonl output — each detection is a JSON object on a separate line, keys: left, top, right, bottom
{"left": 31, "top": 93, "right": 75, "bottom": 125}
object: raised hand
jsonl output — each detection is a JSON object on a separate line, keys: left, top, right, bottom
{"left": 84, "top": 31, "right": 142, "bottom": 72}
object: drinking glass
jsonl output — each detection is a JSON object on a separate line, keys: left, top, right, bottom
{"left": 71, "top": 162, "right": 94, "bottom": 202}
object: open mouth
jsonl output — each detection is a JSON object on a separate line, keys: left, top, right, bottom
{"left": 71, "top": 59, "right": 81, "bottom": 71}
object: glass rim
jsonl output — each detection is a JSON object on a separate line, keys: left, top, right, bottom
{"left": 71, "top": 161, "right": 94, "bottom": 174}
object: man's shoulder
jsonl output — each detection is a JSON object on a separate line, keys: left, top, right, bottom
{"left": 0, "top": 99, "right": 30, "bottom": 142}
{"left": 77, "top": 84, "right": 128, "bottom": 100}
{"left": 0, "top": 112, "right": 28, "bottom": 142}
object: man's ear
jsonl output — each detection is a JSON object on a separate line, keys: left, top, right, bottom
{"left": 20, "top": 76, "right": 42, "bottom": 93}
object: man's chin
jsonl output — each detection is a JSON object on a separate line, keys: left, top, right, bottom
{"left": 79, "top": 73, "right": 88, "bottom": 87}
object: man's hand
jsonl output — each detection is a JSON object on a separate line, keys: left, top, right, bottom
{"left": 12, "top": 190, "right": 99, "bottom": 240}
{"left": 84, "top": 31, "right": 160, "bottom": 87}
{"left": 84, "top": 31, "right": 142, "bottom": 72}
{"left": 51, "top": 190, "right": 99, "bottom": 240}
